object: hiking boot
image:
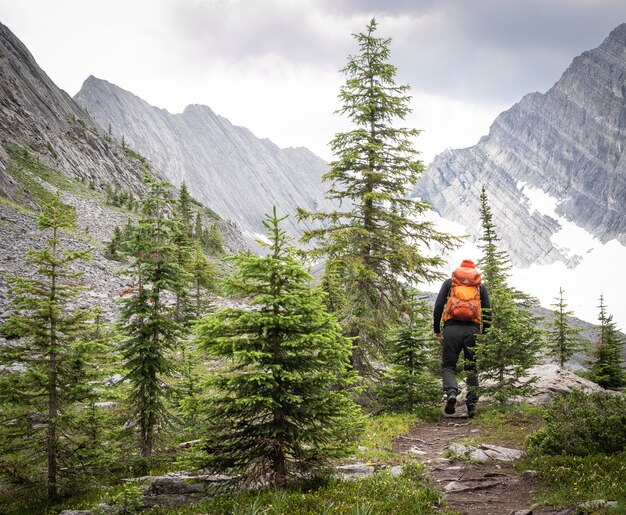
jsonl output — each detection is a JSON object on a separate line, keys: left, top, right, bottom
{"left": 467, "top": 403, "right": 476, "bottom": 419}
{"left": 444, "top": 393, "right": 457, "bottom": 415}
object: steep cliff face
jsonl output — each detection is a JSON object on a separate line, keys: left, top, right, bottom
{"left": 414, "top": 23, "right": 626, "bottom": 267}
{"left": 74, "top": 77, "right": 333, "bottom": 237}
{"left": 0, "top": 23, "right": 156, "bottom": 200}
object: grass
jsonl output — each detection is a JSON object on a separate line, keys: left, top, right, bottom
{"left": 140, "top": 463, "right": 450, "bottom": 515}
{"left": 353, "top": 408, "right": 440, "bottom": 464}
{"left": 122, "top": 146, "right": 150, "bottom": 166}
{"left": 470, "top": 403, "right": 545, "bottom": 448}
{"left": 522, "top": 453, "right": 626, "bottom": 510}
{"left": 38, "top": 412, "right": 442, "bottom": 514}
{"left": 518, "top": 391, "right": 626, "bottom": 511}
{"left": 4, "top": 143, "right": 93, "bottom": 207}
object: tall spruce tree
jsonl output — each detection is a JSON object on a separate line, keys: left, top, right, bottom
{"left": 188, "top": 242, "right": 216, "bottom": 319}
{"left": 590, "top": 296, "right": 625, "bottom": 389}
{"left": 117, "top": 175, "right": 186, "bottom": 459}
{"left": 178, "top": 181, "right": 194, "bottom": 238}
{"left": 194, "top": 208, "right": 362, "bottom": 487}
{"left": 377, "top": 296, "right": 440, "bottom": 411}
{"left": 0, "top": 197, "right": 96, "bottom": 500}
{"left": 476, "top": 187, "right": 543, "bottom": 404}
{"left": 547, "top": 287, "right": 586, "bottom": 367}
{"left": 173, "top": 186, "right": 194, "bottom": 324}
{"left": 297, "top": 19, "right": 457, "bottom": 374}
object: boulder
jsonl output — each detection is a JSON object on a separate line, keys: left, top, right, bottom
{"left": 447, "top": 443, "right": 523, "bottom": 463}
{"left": 335, "top": 462, "right": 375, "bottom": 480}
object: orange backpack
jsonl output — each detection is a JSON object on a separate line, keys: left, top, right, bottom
{"left": 443, "top": 267, "right": 482, "bottom": 324}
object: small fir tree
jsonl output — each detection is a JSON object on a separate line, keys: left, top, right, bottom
{"left": 476, "top": 187, "right": 543, "bottom": 404}
{"left": 590, "top": 296, "right": 625, "bottom": 389}
{"left": 106, "top": 225, "right": 124, "bottom": 260}
{"left": 117, "top": 175, "right": 186, "bottom": 460}
{"left": 193, "top": 211, "right": 203, "bottom": 240}
{"left": 377, "top": 297, "right": 440, "bottom": 411}
{"left": 188, "top": 242, "right": 216, "bottom": 319}
{"left": 178, "top": 181, "right": 194, "bottom": 238}
{"left": 173, "top": 188, "right": 194, "bottom": 324}
{"left": 194, "top": 208, "right": 362, "bottom": 487}
{"left": 297, "top": 19, "right": 458, "bottom": 374}
{"left": 200, "top": 224, "right": 224, "bottom": 256}
{"left": 546, "top": 287, "right": 586, "bottom": 367}
{"left": 0, "top": 197, "right": 97, "bottom": 500}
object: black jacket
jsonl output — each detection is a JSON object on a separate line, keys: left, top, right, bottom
{"left": 433, "top": 278, "right": 491, "bottom": 334}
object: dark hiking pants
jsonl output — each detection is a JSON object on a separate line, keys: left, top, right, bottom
{"left": 442, "top": 323, "right": 480, "bottom": 406}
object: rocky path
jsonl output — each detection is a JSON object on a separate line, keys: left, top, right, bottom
{"left": 393, "top": 408, "right": 560, "bottom": 515}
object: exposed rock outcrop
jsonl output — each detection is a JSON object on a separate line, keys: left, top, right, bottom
{"left": 414, "top": 23, "right": 626, "bottom": 267}
{"left": 75, "top": 77, "right": 334, "bottom": 238}
{"left": 0, "top": 23, "right": 155, "bottom": 201}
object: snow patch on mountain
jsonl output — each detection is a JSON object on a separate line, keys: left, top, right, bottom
{"left": 418, "top": 190, "right": 624, "bottom": 332}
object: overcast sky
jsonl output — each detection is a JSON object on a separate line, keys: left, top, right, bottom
{"left": 1, "top": 0, "right": 625, "bottom": 163}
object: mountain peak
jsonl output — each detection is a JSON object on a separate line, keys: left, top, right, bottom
{"left": 414, "top": 23, "right": 626, "bottom": 267}
{"left": 75, "top": 79, "right": 333, "bottom": 238}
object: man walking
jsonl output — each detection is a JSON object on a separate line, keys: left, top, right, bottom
{"left": 433, "top": 259, "right": 490, "bottom": 418}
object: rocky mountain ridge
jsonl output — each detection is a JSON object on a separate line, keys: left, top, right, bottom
{"left": 74, "top": 77, "right": 335, "bottom": 239}
{"left": 414, "top": 23, "right": 626, "bottom": 267}
{"left": 0, "top": 23, "right": 154, "bottom": 203}
{"left": 0, "top": 22, "right": 247, "bottom": 323}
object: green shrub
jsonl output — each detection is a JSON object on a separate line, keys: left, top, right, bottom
{"left": 107, "top": 483, "right": 144, "bottom": 514}
{"left": 527, "top": 390, "right": 626, "bottom": 457}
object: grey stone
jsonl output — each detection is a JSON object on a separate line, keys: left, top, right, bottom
{"left": 447, "top": 442, "right": 523, "bottom": 462}
{"left": 444, "top": 481, "right": 465, "bottom": 492}
{"left": 389, "top": 465, "right": 403, "bottom": 477}
{"left": 577, "top": 499, "right": 618, "bottom": 510}
{"left": 413, "top": 24, "right": 626, "bottom": 267}
{"left": 335, "top": 462, "right": 375, "bottom": 480}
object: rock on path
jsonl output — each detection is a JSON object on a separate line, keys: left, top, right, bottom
{"left": 393, "top": 416, "right": 561, "bottom": 515}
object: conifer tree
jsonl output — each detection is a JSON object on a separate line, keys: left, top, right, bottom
{"left": 194, "top": 211, "right": 203, "bottom": 240}
{"left": 205, "top": 223, "right": 224, "bottom": 254}
{"left": 547, "top": 287, "right": 586, "bottom": 367}
{"left": 297, "top": 19, "right": 457, "bottom": 374}
{"left": 0, "top": 197, "right": 96, "bottom": 500}
{"left": 476, "top": 187, "right": 543, "bottom": 404}
{"left": 590, "top": 296, "right": 625, "bottom": 389}
{"left": 188, "top": 242, "right": 216, "bottom": 319}
{"left": 178, "top": 181, "right": 194, "bottom": 238}
{"left": 106, "top": 225, "right": 124, "bottom": 260}
{"left": 117, "top": 175, "right": 186, "bottom": 460}
{"left": 377, "top": 296, "right": 440, "bottom": 411}
{"left": 173, "top": 187, "right": 194, "bottom": 324}
{"left": 195, "top": 208, "right": 362, "bottom": 487}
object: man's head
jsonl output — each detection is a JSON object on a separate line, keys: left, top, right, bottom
{"left": 460, "top": 259, "right": 476, "bottom": 268}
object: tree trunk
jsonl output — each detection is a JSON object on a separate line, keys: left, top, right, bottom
{"left": 48, "top": 227, "right": 59, "bottom": 500}
{"left": 273, "top": 445, "right": 286, "bottom": 487}
{"left": 47, "top": 347, "right": 58, "bottom": 500}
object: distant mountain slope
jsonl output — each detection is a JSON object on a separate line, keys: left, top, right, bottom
{"left": 0, "top": 22, "right": 246, "bottom": 322}
{"left": 414, "top": 23, "right": 626, "bottom": 267}
{"left": 75, "top": 77, "right": 334, "bottom": 238}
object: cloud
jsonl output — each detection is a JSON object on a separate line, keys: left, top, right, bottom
{"left": 162, "top": 0, "right": 626, "bottom": 107}
{"left": 1, "top": 0, "right": 624, "bottom": 163}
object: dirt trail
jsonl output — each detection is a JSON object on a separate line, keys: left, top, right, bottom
{"left": 393, "top": 407, "right": 560, "bottom": 515}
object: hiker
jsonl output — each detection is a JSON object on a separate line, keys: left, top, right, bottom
{"left": 433, "top": 259, "right": 490, "bottom": 418}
